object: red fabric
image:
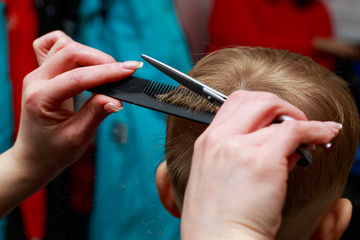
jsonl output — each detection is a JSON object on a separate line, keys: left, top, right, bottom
{"left": 5, "top": 0, "right": 38, "bottom": 130}
{"left": 207, "top": 0, "right": 335, "bottom": 70}
{"left": 69, "top": 143, "right": 95, "bottom": 213}
{"left": 19, "top": 190, "right": 47, "bottom": 239}
{"left": 5, "top": 0, "right": 46, "bottom": 239}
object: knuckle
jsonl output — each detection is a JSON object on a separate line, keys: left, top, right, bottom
{"left": 222, "top": 139, "right": 242, "bottom": 157}
{"left": 204, "top": 130, "right": 221, "bottom": 148}
{"left": 58, "top": 42, "right": 78, "bottom": 59}
{"left": 103, "top": 54, "right": 116, "bottom": 63}
{"left": 238, "top": 149, "right": 270, "bottom": 173}
{"left": 255, "top": 91, "right": 279, "bottom": 103}
{"left": 60, "top": 42, "right": 88, "bottom": 64}
{"left": 193, "top": 134, "right": 207, "bottom": 152}
{"left": 22, "top": 86, "right": 44, "bottom": 112}
{"left": 230, "top": 90, "right": 244, "bottom": 99}
{"left": 23, "top": 72, "right": 34, "bottom": 87}
{"left": 51, "top": 30, "right": 66, "bottom": 38}
{"left": 229, "top": 144, "right": 259, "bottom": 170}
{"left": 32, "top": 38, "right": 40, "bottom": 50}
{"left": 63, "top": 42, "right": 79, "bottom": 55}
{"left": 55, "top": 36, "right": 72, "bottom": 49}
{"left": 68, "top": 68, "right": 84, "bottom": 89}
{"left": 67, "top": 41, "right": 79, "bottom": 50}
{"left": 194, "top": 129, "right": 220, "bottom": 151}
{"left": 239, "top": 153, "right": 257, "bottom": 168}
{"left": 48, "top": 30, "right": 66, "bottom": 37}
{"left": 237, "top": 91, "right": 281, "bottom": 107}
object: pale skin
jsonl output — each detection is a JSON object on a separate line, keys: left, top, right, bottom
{"left": 156, "top": 91, "right": 344, "bottom": 240}
{"left": 0, "top": 31, "right": 143, "bottom": 218}
{"left": 0, "top": 31, "right": 347, "bottom": 239}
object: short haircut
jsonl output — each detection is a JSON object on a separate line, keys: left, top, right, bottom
{"left": 164, "top": 47, "right": 360, "bottom": 238}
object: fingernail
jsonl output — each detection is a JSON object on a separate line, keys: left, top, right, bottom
{"left": 276, "top": 115, "right": 295, "bottom": 123}
{"left": 32, "top": 39, "right": 39, "bottom": 49}
{"left": 327, "top": 129, "right": 335, "bottom": 138}
{"left": 322, "top": 142, "right": 334, "bottom": 152}
{"left": 121, "top": 61, "right": 143, "bottom": 70}
{"left": 104, "top": 102, "right": 123, "bottom": 113}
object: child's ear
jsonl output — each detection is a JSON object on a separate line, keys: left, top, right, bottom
{"left": 156, "top": 161, "right": 181, "bottom": 218}
{"left": 312, "top": 198, "right": 352, "bottom": 240}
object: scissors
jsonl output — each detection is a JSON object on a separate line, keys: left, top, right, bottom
{"left": 141, "top": 54, "right": 228, "bottom": 106}
{"left": 88, "top": 54, "right": 313, "bottom": 167}
{"left": 141, "top": 54, "right": 315, "bottom": 167}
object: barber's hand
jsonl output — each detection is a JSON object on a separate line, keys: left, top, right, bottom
{"left": 181, "top": 91, "right": 341, "bottom": 240}
{"left": 9, "top": 31, "right": 142, "bottom": 180}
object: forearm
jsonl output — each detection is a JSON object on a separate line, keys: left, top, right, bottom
{"left": 0, "top": 31, "right": 137, "bottom": 219}
{"left": 0, "top": 148, "right": 63, "bottom": 218}
{"left": 181, "top": 224, "right": 274, "bottom": 240}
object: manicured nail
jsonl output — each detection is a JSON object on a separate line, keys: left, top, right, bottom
{"left": 277, "top": 115, "right": 295, "bottom": 122}
{"left": 104, "top": 102, "right": 123, "bottom": 113}
{"left": 322, "top": 122, "right": 342, "bottom": 151}
{"left": 322, "top": 142, "right": 334, "bottom": 152}
{"left": 121, "top": 61, "right": 143, "bottom": 70}
{"left": 327, "top": 129, "right": 335, "bottom": 138}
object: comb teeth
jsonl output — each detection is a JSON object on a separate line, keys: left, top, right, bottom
{"left": 143, "top": 81, "right": 177, "bottom": 97}
{"left": 174, "top": 87, "right": 199, "bottom": 98}
{"left": 143, "top": 81, "right": 218, "bottom": 114}
{"left": 157, "top": 86, "right": 202, "bottom": 102}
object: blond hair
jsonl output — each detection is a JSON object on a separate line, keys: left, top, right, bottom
{"left": 164, "top": 47, "right": 360, "bottom": 238}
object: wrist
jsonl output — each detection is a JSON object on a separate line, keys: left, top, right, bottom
{"left": 181, "top": 221, "right": 275, "bottom": 240}
{"left": 6, "top": 145, "right": 65, "bottom": 185}
{"left": 0, "top": 148, "right": 65, "bottom": 218}
{"left": 182, "top": 230, "right": 273, "bottom": 240}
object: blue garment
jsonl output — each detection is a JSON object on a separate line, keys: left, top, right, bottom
{"left": 78, "top": 0, "right": 192, "bottom": 239}
{"left": 350, "top": 61, "right": 360, "bottom": 177}
{"left": 0, "top": 2, "right": 14, "bottom": 239}
{"left": 352, "top": 145, "right": 360, "bottom": 177}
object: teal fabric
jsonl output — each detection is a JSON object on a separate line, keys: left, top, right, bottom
{"left": 0, "top": 2, "right": 13, "bottom": 239}
{"left": 78, "top": 0, "right": 192, "bottom": 239}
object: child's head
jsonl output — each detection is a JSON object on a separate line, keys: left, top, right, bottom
{"left": 156, "top": 47, "right": 360, "bottom": 239}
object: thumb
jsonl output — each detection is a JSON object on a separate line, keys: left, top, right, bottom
{"left": 69, "top": 94, "right": 123, "bottom": 142}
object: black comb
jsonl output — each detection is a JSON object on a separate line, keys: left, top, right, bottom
{"left": 88, "top": 76, "right": 215, "bottom": 124}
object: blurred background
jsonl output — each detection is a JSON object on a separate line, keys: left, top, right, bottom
{"left": 0, "top": 0, "right": 359, "bottom": 239}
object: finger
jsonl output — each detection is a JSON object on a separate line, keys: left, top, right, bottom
{"left": 261, "top": 120, "right": 341, "bottom": 165}
{"left": 66, "top": 94, "right": 123, "bottom": 145}
{"left": 41, "top": 36, "right": 73, "bottom": 65}
{"left": 274, "top": 120, "right": 340, "bottom": 150}
{"left": 207, "top": 91, "right": 307, "bottom": 136}
{"left": 43, "top": 61, "right": 141, "bottom": 105}
{"left": 32, "top": 30, "right": 71, "bottom": 65}
{"left": 38, "top": 40, "right": 116, "bottom": 79}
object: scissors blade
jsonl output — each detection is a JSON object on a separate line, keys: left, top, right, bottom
{"left": 141, "top": 54, "right": 312, "bottom": 167}
{"left": 141, "top": 54, "right": 227, "bottom": 106}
